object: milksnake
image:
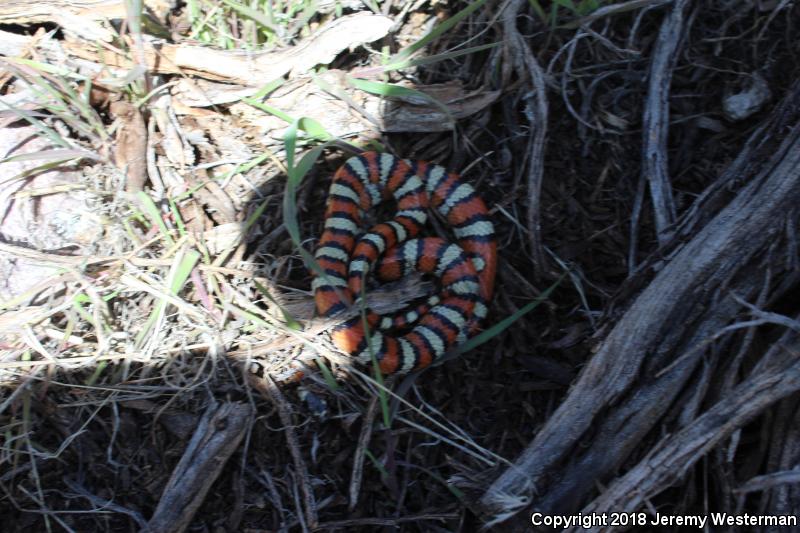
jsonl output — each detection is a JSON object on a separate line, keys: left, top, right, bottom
{"left": 313, "top": 151, "right": 497, "bottom": 374}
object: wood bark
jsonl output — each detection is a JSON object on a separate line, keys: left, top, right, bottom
{"left": 0, "top": 12, "right": 392, "bottom": 87}
{"left": 575, "top": 331, "right": 800, "bottom": 533}
{"left": 142, "top": 402, "right": 253, "bottom": 533}
{"left": 638, "top": 0, "right": 690, "bottom": 244}
{"left": 479, "top": 81, "right": 800, "bottom": 528}
{"left": 0, "top": 0, "right": 126, "bottom": 41}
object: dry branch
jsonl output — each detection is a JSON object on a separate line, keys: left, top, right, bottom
{"left": 501, "top": 0, "right": 549, "bottom": 275}
{"left": 576, "top": 331, "right": 800, "bottom": 533}
{"left": 563, "top": 0, "right": 672, "bottom": 29}
{"left": 479, "top": 81, "right": 800, "bottom": 526}
{"left": 636, "top": 0, "right": 691, "bottom": 248}
{"left": 3, "top": 1, "right": 799, "bottom": 530}
{"left": 0, "top": 21, "right": 498, "bottom": 139}
{"left": 223, "top": 72, "right": 501, "bottom": 139}
{"left": 0, "top": 0, "right": 126, "bottom": 41}
{"left": 0, "top": 13, "right": 392, "bottom": 88}
{"left": 62, "top": 12, "right": 392, "bottom": 86}
{"left": 759, "top": 395, "right": 800, "bottom": 523}
{"left": 143, "top": 402, "right": 253, "bottom": 533}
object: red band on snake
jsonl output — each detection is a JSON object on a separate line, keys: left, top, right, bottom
{"left": 313, "top": 152, "right": 497, "bottom": 374}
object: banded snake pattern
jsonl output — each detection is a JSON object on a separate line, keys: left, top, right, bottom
{"left": 313, "top": 151, "right": 497, "bottom": 374}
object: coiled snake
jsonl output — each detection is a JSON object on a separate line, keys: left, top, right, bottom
{"left": 313, "top": 151, "right": 497, "bottom": 374}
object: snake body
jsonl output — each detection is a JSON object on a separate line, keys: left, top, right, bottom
{"left": 313, "top": 152, "right": 497, "bottom": 374}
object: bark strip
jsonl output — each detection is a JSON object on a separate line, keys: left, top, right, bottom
{"left": 479, "top": 81, "right": 800, "bottom": 526}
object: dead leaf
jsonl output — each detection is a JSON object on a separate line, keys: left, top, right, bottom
{"left": 110, "top": 101, "right": 148, "bottom": 192}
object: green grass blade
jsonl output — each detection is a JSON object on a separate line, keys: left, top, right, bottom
{"left": 167, "top": 198, "right": 187, "bottom": 238}
{"left": 313, "top": 356, "right": 339, "bottom": 390}
{"left": 347, "top": 77, "right": 454, "bottom": 126}
{"left": 391, "top": 0, "right": 487, "bottom": 61}
{"left": 249, "top": 99, "right": 294, "bottom": 125}
{"left": 361, "top": 0, "right": 380, "bottom": 14}
{"left": 227, "top": 304, "right": 274, "bottom": 329}
{"left": 351, "top": 266, "right": 391, "bottom": 428}
{"left": 454, "top": 272, "right": 567, "bottom": 355}
{"left": 6, "top": 57, "right": 85, "bottom": 79}
{"left": 253, "top": 280, "right": 303, "bottom": 330}
{"left": 169, "top": 250, "right": 201, "bottom": 293}
{"left": 243, "top": 196, "right": 272, "bottom": 233}
{"left": 381, "top": 42, "right": 499, "bottom": 73}
{"left": 218, "top": 0, "right": 279, "bottom": 32}
{"left": 283, "top": 145, "right": 330, "bottom": 273}
{"left": 347, "top": 77, "right": 429, "bottom": 100}
{"left": 250, "top": 78, "right": 286, "bottom": 100}
{"left": 366, "top": 313, "right": 391, "bottom": 429}
{"left": 0, "top": 156, "right": 91, "bottom": 187}
{"left": 364, "top": 449, "right": 390, "bottom": 478}
{"left": 136, "top": 191, "right": 176, "bottom": 247}
{"left": 0, "top": 100, "right": 71, "bottom": 149}
{"left": 133, "top": 250, "right": 201, "bottom": 347}
{"left": 243, "top": 98, "right": 333, "bottom": 142}
{"left": 553, "top": 0, "right": 578, "bottom": 12}
{"left": 229, "top": 152, "right": 272, "bottom": 177}
{"left": 71, "top": 294, "right": 96, "bottom": 327}
{"left": 282, "top": 119, "right": 345, "bottom": 283}
{"left": 0, "top": 149, "right": 98, "bottom": 166}
{"left": 577, "top": 0, "right": 601, "bottom": 14}
{"left": 527, "top": 0, "right": 547, "bottom": 22}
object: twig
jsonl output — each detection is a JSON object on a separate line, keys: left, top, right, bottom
{"left": 348, "top": 395, "right": 380, "bottom": 510}
{"left": 736, "top": 469, "right": 800, "bottom": 495}
{"left": 62, "top": 477, "right": 147, "bottom": 529}
{"left": 143, "top": 401, "right": 253, "bottom": 533}
{"left": 247, "top": 373, "right": 318, "bottom": 528}
{"left": 562, "top": 0, "right": 672, "bottom": 29}
{"left": 312, "top": 511, "right": 459, "bottom": 530}
{"left": 635, "top": 0, "right": 691, "bottom": 250}
{"left": 502, "top": 0, "right": 549, "bottom": 275}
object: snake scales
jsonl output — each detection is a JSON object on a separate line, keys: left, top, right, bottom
{"left": 312, "top": 151, "right": 497, "bottom": 374}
